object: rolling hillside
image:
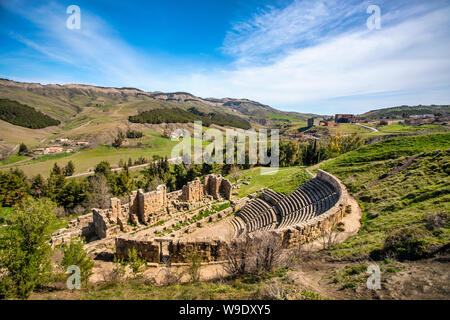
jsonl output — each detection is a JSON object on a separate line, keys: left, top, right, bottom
{"left": 319, "top": 133, "right": 450, "bottom": 257}
{"left": 360, "top": 105, "right": 449, "bottom": 119}
{"left": 0, "top": 78, "right": 311, "bottom": 148}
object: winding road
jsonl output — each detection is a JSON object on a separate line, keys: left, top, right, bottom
{"left": 355, "top": 123, "right": 378, "bottom": 132}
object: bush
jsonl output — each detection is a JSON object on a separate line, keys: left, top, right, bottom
{"left": 61, "top": 239, "right": 94, "bottom": 287}
{"left": 0, "top": 197, "right": 56, "bottom": 299}
{"left": 183, "top": 250, "right": 202, "bottom": 283}
{"left": 127, "top": 248, "right": 146, "bottom": 278}
{"left": 126, "top": 129, "right": 143, "bottom": 139}
{"left": 381, "top": 226, "right": 435, "bottom": 260}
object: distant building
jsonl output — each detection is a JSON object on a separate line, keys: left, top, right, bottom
{"left": 320, "top": 120, "right": 336, "bottom": 127}
{"left": 335, "top": 114, "right": 356, "bottom": 123}
{"left": 379, "top": 120, "right": 393, "bottom": 125}
{"left": 409, "top": 114, "right": 435, "bottom": 119}
{"left": 55, "top": 138, "right": 69, "bottom": 143}
{"left": 44, "top": 146, "right": 63, "bottom": 154}
{"left": 307, "top": 118, "right": 321, "bottom": 127}
{"left": 76, "top": 141, "right": 90, "bottom": 146}
{"left": 31, "top": 148, "right": 45, "bottom": 155}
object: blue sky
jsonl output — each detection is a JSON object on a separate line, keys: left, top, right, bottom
{"left": 1, "top": 0, "right": 450, "bottom": 114}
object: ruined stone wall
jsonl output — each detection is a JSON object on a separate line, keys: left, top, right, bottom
{"left": 116, "top": 236, "right": 160, "bottom": 262}
{"left": 54, "top": 175, "right": 234, "bottom": 243}
{"left": 204, "top": 174, "right": 232, "bottom": 200}
{"left": 181, "top": 178, "right": 204, "bottom": 202}
{"left": 50, "top": 213, "right": 94, "bottom": 247}
{"left": 137, "top": 185, "right": 167, "bottom": 225}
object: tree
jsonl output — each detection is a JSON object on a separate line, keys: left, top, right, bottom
{"left": 30, "top": 174, "right": 47, "bottom": 198}
{"left": 56, "top": 179, "right": 88, "bottom": 210}
{"left": 18, "top": 143, "right": 28, "bottom": 155}
{"left": 87, "top": 174, "right": 112, "bottom": 209}
{"left": 112, "top": 131, "right": 125, "bottom": 148}
{"left": 173, "top": 163, "right": 188, "bottom": 190}
{"left": 0, "top": 197, "right": 56, "bottom": 299}
{"left": 230, "top": 165, "right": 241, "bottom": 183}
{"left": 279, "top": 140, "right": 300, "bottom": 167}
{"left": 94, "top": 161, "right": 112, "bottom": 179}
{"left": 61, "top": 239, "right": 94, "bottom": 288}
{"left": 112, "top": 171, "right": 132, "bottom": 196}
{"left": 0, "top": 169, "right": 29, "bottom": 207}
{"left": 301, "top": 140, "right": 328, "bottom": 166}
{"left": 186, "top": 165, "right": 202, "bottom": 182}
{"left": 52, "top": 163, "right": 62, "bottom": 175}
{"left": 126, "top": 129, "right": 143, "bottom": 139}
{"left": 63, "top": 161, "right": 75, "bottom": 177}
{"left": 47, "top": 171, "right": 66, "bottom": 202}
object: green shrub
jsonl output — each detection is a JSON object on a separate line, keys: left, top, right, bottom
{"left": 0, "top": 197, "right": 56, "bottom": 299}
{"left": 127, "top": 248, "right": 146, "bottom": 277}
{"left": 382, "top": 226, "right": 435, "bottom": 260}
{"left": 61, "top": 239, "right": 94, "bottom": 287}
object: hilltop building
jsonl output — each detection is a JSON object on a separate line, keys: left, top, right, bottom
{"left": 307, "top": 117, "right": 321, "bottom": 127}
{"left": 335, "top": 114, "right": 356, "bottom": 123}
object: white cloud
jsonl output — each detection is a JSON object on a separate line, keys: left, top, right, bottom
{"left": 182, "top": 2, "right": 450, "bottom": 113}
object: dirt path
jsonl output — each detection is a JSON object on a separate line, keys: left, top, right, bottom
{"left": 303, "top": 194, "right": 362, "bottom": 252}
{"left": 355, "top": 123, "right": 378, "bottom": 132}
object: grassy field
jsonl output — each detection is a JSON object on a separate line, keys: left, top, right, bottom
{"left": 318, "top": 133, "right": 450, "bottom": 257}
{"left": 368, "top": 122, "right": 449, "bottom": 136}
{"left": 0, "top": 129, "right": 200, "bottom": 177}
{"left": 226, "top": 166, "right": 311, "bottom": 197}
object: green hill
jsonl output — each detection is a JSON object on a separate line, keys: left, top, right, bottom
{"left": 0, "top": 98, "right": 60, "bottom": 129}
{"left": 360, "top": 105, "right": 449, "bottom": 119}
{"left": 129, "top": 107, "right": 251, "bottom": 129}
{"left": 320, "top": 133, "right": 450, "bottom": 258}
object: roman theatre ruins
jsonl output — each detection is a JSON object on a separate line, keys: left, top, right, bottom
{"left": 51, "top": 170, "right": 350, "bottom": 264}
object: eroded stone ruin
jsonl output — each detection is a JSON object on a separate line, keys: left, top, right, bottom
{"left": 51, "top": 174, "right": 232, "bottom": 246}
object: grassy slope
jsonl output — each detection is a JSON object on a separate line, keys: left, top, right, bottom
{"left": 225, "top": 166, "right": 311, "bottom": 197}
{"left": 318, "top": 133, "right": 450, "bottom": 256}
{"left": 360, "top": 105, "right": 450, "bottom": 119}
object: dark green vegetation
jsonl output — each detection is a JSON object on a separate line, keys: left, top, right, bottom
{"left": 126, "top": 129, "right": 143, "bottom": 139}
{"left": 61, "top": 239, "right": 94, "bottom": 287}
{"left": 129, "top": 107, "right": 251, "bottom": 130}
{"left": 321, "top": 133, "right": 450, "bottom": 258}
{"left": 360, "top": 104, "right": 449, "bottom": 119}
{"left": 0, "top": 197, "right": 56, "bottom": 299}
{"left": 0, "top": 98, "right": 60, "bottom": 129}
